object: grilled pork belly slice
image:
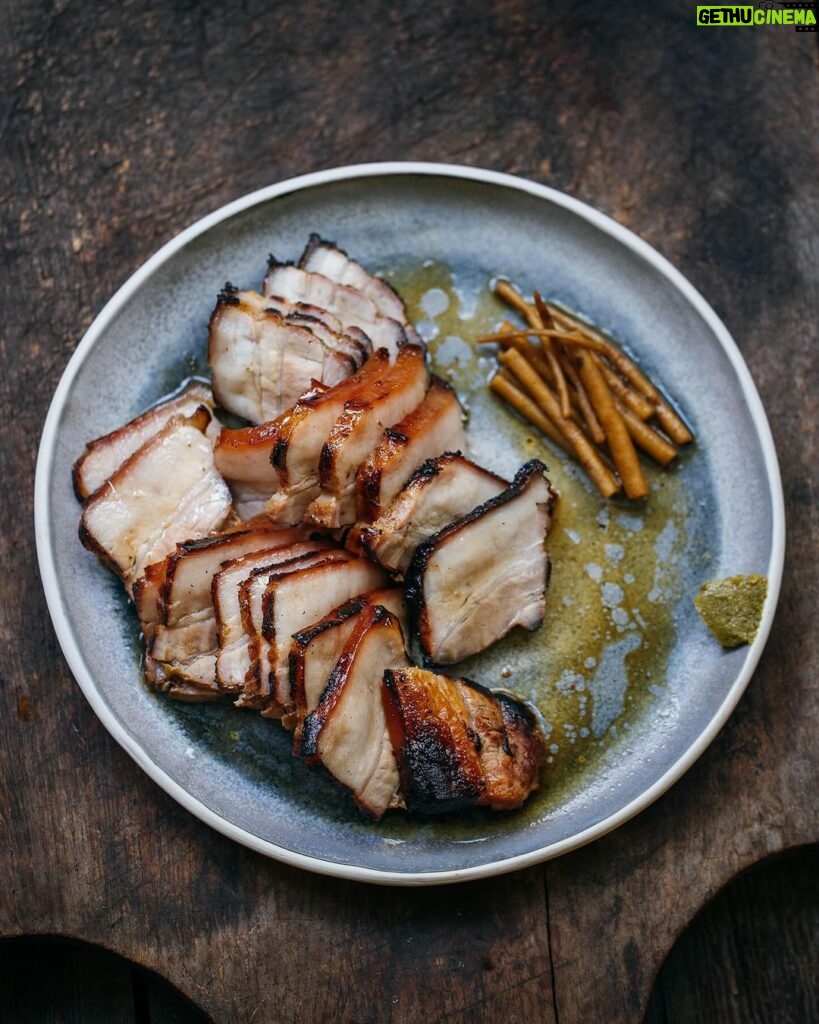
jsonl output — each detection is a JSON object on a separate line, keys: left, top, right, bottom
{"left": 299, "top": 234, "right": 407, "bottom": 324}
{"left": 214, "top": 541, "right": 336, "bottom": 695}
{"left": 146, "top": 526, "right": 302, "bottom": 697}
{"left": 133, "top": 560, "right": 167, "bottom": 645}
{"left": 208, "top": 289, "right": 354, "bottom": 424}
{"left": 256, "top": 313, "right": 353, "bottom": 415}
{"left": 358, "top": 452, "right": 508, "bottom": 576}
{"left": 264, "top": 261, "right": 376, "bottom": 326}
{"left": 73, "top": 380, "right": 218, "bottom": 501}
{"left": 305, "top": 345, "right": 429, "bottom": 529}
{"left": 459, "top": 681, "right": 546, "bottom": 811}
{"left": 382, "top": 667, "right": 483, "bottom": 812}
{"left": 382, "top": 667, "right": 546, "bottom": 813}
{"left": 207, "top": 290, "right": 262, "bottom": 422}
{"left": 356, "top": 318, "right": 410, "bottom": 359}
{"left": 257, "top": 556, "right": 391, "bottom": 717}
{"left": 214, "top": 420, "right": 284, "bottom": 520}
{"left": 242, "top": 284, "right": 372, "bottom": 368}
{"left": 404, "top": 460, "right": 557, "bottom": 665}
{"left": 301, "top": 606, "right": 408, "bottom": 819}
{"left": 260, "top": 290, "right": 341, "bottom": 330}
{"left": 263, "top": 261, "right": 408, "bottom": 360}
{"left": 79, "top": 411, "right": 233, "bottom": 595}
{"left": 287, "top": 312, "right": 369, "bottom": 369}
{"left": 354, "top": 377, "right": 466, "bottom": 523}
{"left": 237, "top": 550, "right": 351, "bottom": 711}
{"left": 288, "top": 588, "right": 407, "bottom": 749}
{"left": 247, "top": 288, "right": 371, "bottom": 364}
{"left": 265, "top": 350, "right": 392, "bottom": 524}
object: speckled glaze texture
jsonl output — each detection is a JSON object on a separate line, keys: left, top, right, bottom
{"left": 36, "top": 165, "right": 783, "bottom": 883}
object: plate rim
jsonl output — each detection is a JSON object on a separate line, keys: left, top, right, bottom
{"left": 34, "top": 161, "right": 786, "bottom": 886}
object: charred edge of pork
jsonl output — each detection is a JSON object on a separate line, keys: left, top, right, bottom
{"left": 175, "top": 533, "right": 236, "bottom": 557}
{"left": 458, "top": 676, "right": 547, "bottom": 761}
{"left": 427, "top": 374, "right": 459, "bottom": 400}
{"left": 71, "top": 459, "right": 88, "bottom": 503}
{"left": 355, "top": 450, "right": 468, "bottom": 562}
{"left": 164, "top": 528, "right": 275, "bottom": 607}
{"left": 316, "top": 402, "right": 370, "bottom": 481}
{"left": 77, "top": 518, "right": 122, "bottom": 576}
{"left": 495, "top": 689, "right": 548, "bottom": 760}
{"left": 299, "top": 232, "right": 337, "bottom": 266}
{"left": 356, "top": 436, "right": 410, "bottom": 523}
{"left": 287, "top": 311, "right": 323, "bottom": 330}
{"left": 375, "top": 275, "right": 406, "bottom": 309}
{"left": 382, "top": 669, "right": 486, "bottom": 815}
{"left": 299, "top": 604, "right": 395, "bottom": 761}
{"left": 217, "top": 281, "right": 240, "bottom": 305}
{"left": 403, "top": 459, "right": 555, "bottom": 667}
{"left": 356, "top": 378, "right": 465, "bottom": 521}
{"left": 299, "top": 233, "right": 407, "bottom": 308}
{"left": 270, "top": 350, "right": 392, "bottom": 474}
{"left": 290, "top": 596, "right": 368, "bottom": 650}
{"left": 265, "top": 254, "right": 296, "bottom": 270}
{"left": 270, "top": 434, "right": 289, "bottom": 471}
{"left": 288, "top": 597, "right": 370, "bottom": 712}
{"left": 401, "top": 450, "right": 466, "bottom": 490}
{"left": 258, "top": 551, "right": 352, "bottom": 703}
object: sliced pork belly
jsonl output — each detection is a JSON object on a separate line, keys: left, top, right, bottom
{"left": 79, "top": 411, "right": 233, "bottom": 595}
{"left": 287, "top": 311, "right": 369, "bottom": 368}
{"left": 207, "top": 290, "right": 263, "bottom": 422}
{"left": 73, "top": 380, "right": 219, "bottom": 501}
{"left": 257, "top": 555, "right": 391, "bottom": 717}
{"left": 257, "top": 312, "right": 353, "bottom": 415}
{"left": 214, "top": 540, "right": 336, "bottom": 695}
{"left": 459, "top": 680, "right": 546, "bottom": 811}
{"left": 341, "top": 325, "right": 375, "bottom": 359}
{"left": 288, "top": 588, "right": 407, "bottom": 749}
{"left": 261, "top": 290, "right": 343, "bottom": 332}
{"left": 146, "top": 526, "right": 302, "bottom": 697}
{"left": 265, "top": 350, "right": 392, "bottom": 525}
{"left": 237, "top": 550, "right": 352, "bottom": 712}
{"left": 358, "top": 452, "right": 507, "bottom": 576}
{"left": 354, "top": 377, "right": 466, "bottom": 523}
{"left": 263, "top": 261, "right": 408, "bottom": 360}
{"left": 382, "top": 667, "right": 546, "bottom": 813}
{"left": 404, "top": 460, "right": 557, "bottom": 665}
{"left": 356, "top": 317, "right": 411, "bottom": 359}
{"left": 133, "top": 560, "right": 166, "bottom": 640}
{"left": 382, "top": 667, "right": 484, "bottom": 813}
{"left": 209, "top": 288, "right": 355, "bottom": 424}
{"left": 232, "top": 283, "right": 370, "bottom": 370}
{"left": 305, "top": 345, "right": 429, "bottom": 529}
{"left": 300, "top": 605, "right": 408, "bottom": 819}
{"left": 300, "top": 234, "right": 407, "bottom": 323}
{"left": 264, "top": 261, "right": 376, "bottom": 326}
{"left": 214, "top": 420, "right": 284, "bottom": 520}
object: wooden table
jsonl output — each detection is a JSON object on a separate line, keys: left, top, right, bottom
{"left": 2, "top": 3, "right": 816, "bottom": 1021}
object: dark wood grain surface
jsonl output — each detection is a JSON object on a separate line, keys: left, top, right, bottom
{"left": 1, "top": 2, "right": 816, "bottom": 1022}
{"left": 645, "top": 846, "right": 819, "bottom": 1024}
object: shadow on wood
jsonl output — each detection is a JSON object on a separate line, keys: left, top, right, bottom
{"left": 644, "top": 845, "right": 819, "bottom": 1024}
{"left": 0, "top": 935, "right": 212, "bottom": 1024}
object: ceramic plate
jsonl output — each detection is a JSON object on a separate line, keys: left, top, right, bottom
{"left": 35, "top": 163, "right": 784, "bottom": 884}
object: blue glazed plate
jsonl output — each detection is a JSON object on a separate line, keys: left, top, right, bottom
{"left": 35, "top": 164, "right": 784, "bottom": 885}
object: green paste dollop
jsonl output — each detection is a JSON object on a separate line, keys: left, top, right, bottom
{"left": 694, "top": 574, "right": 768, "bottom": 648}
